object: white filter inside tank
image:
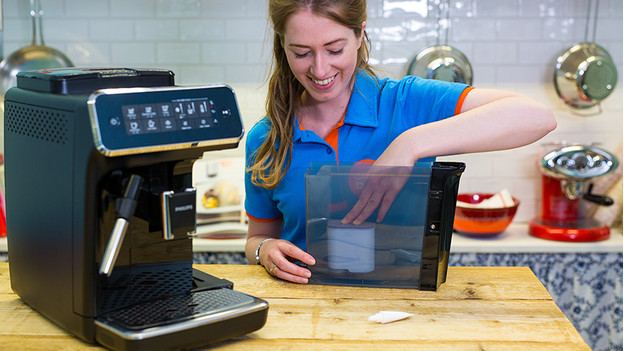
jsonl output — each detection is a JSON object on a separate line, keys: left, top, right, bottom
{"left": 326, "top": 220, "right": 375, "bottom": 273}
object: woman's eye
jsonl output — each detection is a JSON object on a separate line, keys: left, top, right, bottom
{"left": 329, "top": 48, "right": 344, "bottom": 55}
{"left": 294, "top": 52, "right": 309, "bottom": 58}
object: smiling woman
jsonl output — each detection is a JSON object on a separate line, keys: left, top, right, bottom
{"left": 282, "top": 12, "right": 362, "bottom": 117}
{"left": 243, "top": 0, "right": 556, "bottom": 284}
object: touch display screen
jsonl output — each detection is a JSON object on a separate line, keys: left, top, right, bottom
{"left": 89, "top": 85, "right": 244, "bottom": 156}
{"left": 122, "top": 99, "right": 216, "bottom": 135}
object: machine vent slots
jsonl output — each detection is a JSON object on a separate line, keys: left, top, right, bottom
{"left": 5, "top": 103, "right": 69, "bottom": 145}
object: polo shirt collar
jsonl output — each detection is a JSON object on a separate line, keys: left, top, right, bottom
{"left": 293, "top": 115, "right": 322, "bottom": 143}
{"left": 293, "top": 69, "right": 381, "bottom": 142}
{"left": 344, "top": 69, "right": 380, "bottom": 128}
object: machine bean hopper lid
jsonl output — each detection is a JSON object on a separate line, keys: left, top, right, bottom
{"left": 16, "top": 67, "right": 175, "bottom": 94}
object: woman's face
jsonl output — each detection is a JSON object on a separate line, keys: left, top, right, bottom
{"left": 282, "top": 10, "right": 364, "bottom": 106}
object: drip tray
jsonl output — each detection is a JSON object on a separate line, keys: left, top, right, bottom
{"left": 95, "top": 288, "right": 268, "bottom": 351}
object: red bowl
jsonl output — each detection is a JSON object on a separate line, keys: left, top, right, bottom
{"left": 453, "top": 193, "right": 520, "bottom": 238}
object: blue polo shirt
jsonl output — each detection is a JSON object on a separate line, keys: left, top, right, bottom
{"left": 245, "top": 70, "right": 470, "bottom": 250}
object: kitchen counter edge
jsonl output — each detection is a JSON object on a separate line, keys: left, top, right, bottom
{"left": 0, "top": 223, "right": 621, "bottom": 254}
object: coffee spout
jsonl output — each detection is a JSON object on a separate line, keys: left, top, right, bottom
{"left": 160, "top": 188, "right": 197, "bottom": 240}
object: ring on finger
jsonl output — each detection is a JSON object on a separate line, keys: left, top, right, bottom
{"left": 270, "top": 264, "right": 277, "bottom": 274}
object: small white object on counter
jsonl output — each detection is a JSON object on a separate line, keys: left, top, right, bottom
{"left": 457, "top": 189, "right": 515, "bottom": 208}
{"left": 368, "top": 311, "right": 414, "bottom": 324}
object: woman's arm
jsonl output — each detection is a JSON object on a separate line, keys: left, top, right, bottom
{"left": 244, "top": 218, "right": 282, "bottom": 264}
{"left": 245, "top": 217, "right": 316, "bottom": 284}
{"left": 342, "top": 89, "right": 556, "bottom": 224}
{"left": 395, "top": 89, "right": 557, "bottom": 165}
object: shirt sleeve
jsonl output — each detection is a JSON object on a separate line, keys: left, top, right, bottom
{"left": 394, "top": 76, "right": 471, "bottom": 126}
{"left": 243, "top": 120, "right": 282, "bottom": 220}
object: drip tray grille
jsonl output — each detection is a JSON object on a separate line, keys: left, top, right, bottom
{"left": 97, "top": 288, "right": 259, "bottom": 331}
{"left": 95, "top": 287, "right": 268, "bottom": 350}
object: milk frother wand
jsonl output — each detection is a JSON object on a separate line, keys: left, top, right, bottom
{"left": 99, "top": 174, "right": 143, "bottom": 276}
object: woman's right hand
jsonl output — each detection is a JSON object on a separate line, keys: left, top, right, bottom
{"left": 245, "top": 217, "right": 316, "bottom": 284}
{"left": 257, "top": 238, "right": 316, "bottom": 284}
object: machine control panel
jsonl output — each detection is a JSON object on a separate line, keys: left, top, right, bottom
{"left": 88, "top": 85, "right": 244, "bottom": 156}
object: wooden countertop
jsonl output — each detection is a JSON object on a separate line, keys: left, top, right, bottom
{"left": 0, "top": 262, "right": 590, "bottom": 350}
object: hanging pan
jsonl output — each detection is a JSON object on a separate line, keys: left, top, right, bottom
{"left": 0, "top": 0, "right": 73, "bottom": 97}
{"left": 407, "top": 0, "right": 473, "bottom": 85}
{"left": 554, "top": 0, "right": 617, "bottom": 112}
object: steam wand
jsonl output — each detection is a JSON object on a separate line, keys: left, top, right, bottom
{"left": 99, "top": 174, "right": 143, "bottom": 276}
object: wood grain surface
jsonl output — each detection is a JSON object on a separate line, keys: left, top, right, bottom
{"left": 0, "top": 263, "right": 590, "bottom": 350}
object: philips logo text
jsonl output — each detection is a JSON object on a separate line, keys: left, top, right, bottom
{"left": 174, "top": 205, "right": 194, "bottom": 212}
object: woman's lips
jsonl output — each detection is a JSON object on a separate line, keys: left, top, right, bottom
{"left": 312, "top": 76, "right": 334, "bottom": 85}
{"left": 310, "top": 74, "right": 336, "bottom": 89}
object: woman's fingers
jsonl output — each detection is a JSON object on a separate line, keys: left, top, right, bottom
{"left": 376, "top": 185, "right": 401, "bottom": 222}
{"left": 342, "top": 183, "right": 374, "bottom": 224}
{"left": 342, "top": 175, "right": 396, "bottom": 224}
{"left": 342, "top": 166, "right": 411, "bottom": 224}
{"left": 351, "top": 187, "right": 384, "bottom": 225}
{"left": 270, "top": 262, "right": 311, "bottom": 284}
{"left": 264, "top": 240, "right": 315, "bottom": 284}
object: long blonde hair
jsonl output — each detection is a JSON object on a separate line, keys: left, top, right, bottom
{"left": 248, "top": 0, "right": 376, "bottom": 189}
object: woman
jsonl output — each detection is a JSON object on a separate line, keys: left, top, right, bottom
{"left": 244, "top": 0, "right": 556, "bottom": 284}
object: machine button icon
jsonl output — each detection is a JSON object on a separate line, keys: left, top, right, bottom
{"left": 109, "top": 116, "right": 121, "bottom": 127}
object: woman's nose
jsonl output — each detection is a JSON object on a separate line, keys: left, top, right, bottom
{"left": 311, "top": 53, "right": 330, "bottom": 78}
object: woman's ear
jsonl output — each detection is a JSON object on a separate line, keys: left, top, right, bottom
{"left": 358, "top": 21, "right": 367, "bottom": 49}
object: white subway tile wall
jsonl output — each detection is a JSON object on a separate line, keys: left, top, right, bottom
{"left": 4, "top": 0, "right": 620, "bottom": 84}
{"left": 1, "top": 0, "right": 622, "bottom": 222}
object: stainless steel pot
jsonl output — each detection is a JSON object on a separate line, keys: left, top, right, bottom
{"left": 406, "top": 0, "right": 473, "bottom": 85}
{"left": 0, "top": 0, "right": 73, "bottom": 96}
{"left": 554, "top": 42, "right": 617, "bottom": 110}
{"left": 553, "top": 0, "right": 617, "bottom": 111}
{"left": 407, "top": 45, "right": 472, "bottom": 84}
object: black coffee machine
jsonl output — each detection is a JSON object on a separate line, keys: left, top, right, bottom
{"left": 4, "top": 68, "right": 267, "bottom": 350}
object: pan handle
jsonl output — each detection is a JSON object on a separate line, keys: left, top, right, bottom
{"left": 29, "top": 0, "right": 44, "bottom": 46}
{"left": 570, "top": 103, "right": 603, "bottom": 117}
{"left": 0, "top": 0, "right": 3, "bottom": 59}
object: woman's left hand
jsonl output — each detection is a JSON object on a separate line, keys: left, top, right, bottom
{"left": 342, "top": 134, "right": 416, "bottom": 225}
{"left": 341, "top": 165, "right": 410, "bottom": 224}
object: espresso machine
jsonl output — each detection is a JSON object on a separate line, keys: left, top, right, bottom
{"left": 530, "top": 144, "right": 618, "bottom": 241}
{"left": 4, "top": 68, "right": 268, "bottom": 350}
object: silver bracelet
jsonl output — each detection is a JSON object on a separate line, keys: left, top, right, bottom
{"left": 254, "top": 238, "right": 274, "bottom": 265}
